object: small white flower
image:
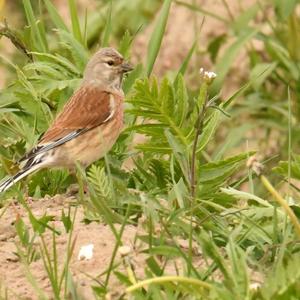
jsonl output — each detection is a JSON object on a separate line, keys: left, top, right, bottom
{"left": 206, "top": 71, "right": 217, "bottom": 79}
{"left": 250, "top": 282, "right": 261, "bottom": 290}
{"left": 199, "top": 68, "right": 217, "bottom": 83}
{"left": 78, "top": 244, "right": 94, "bottom": 260}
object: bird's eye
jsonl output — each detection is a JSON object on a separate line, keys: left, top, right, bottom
{"left": 107, "top": 60, "right": 114, "bottom": 66}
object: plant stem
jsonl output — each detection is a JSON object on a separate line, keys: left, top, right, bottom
{"left": 126, "top": 276, "right": 211, "bottom": 293}
{"left": 260, "top": 174, "right": 300, "bottom": 238}
{"left": 221, "top": 0, "right": 234, "bottom": 21}
{"left": 104, "top": 203, "right": 132, "bottom": 286}
{"left": 190, "top": 94, "right": 208, "bottom": 198}
{"left": 174, "top": 1, "right": 229, "bottom": 23}
{"left": 0, "top": 19, "right": 33, "bottom": 61}
{"left": 189, "top": 83, "right": 209, "bottom": 275}
{"left": 41, "top": 97, "right": 56, "bottom": 110}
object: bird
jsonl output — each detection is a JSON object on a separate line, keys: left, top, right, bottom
{"left": 0, "top": 47, "right": 133, "bottom": 193}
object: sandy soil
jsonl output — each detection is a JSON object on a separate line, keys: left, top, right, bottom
{"left": 0, "top": 196, "right": 139, "bottom": 299}
{"left": 0, "top": 194, "right": 208, "bottom": 299}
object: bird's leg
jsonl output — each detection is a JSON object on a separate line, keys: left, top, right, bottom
{"left": 10, "top": 198, "right": 21, "bottom": 221}
{"left": 67, "top": 166, "right": 88, "bottom": 195}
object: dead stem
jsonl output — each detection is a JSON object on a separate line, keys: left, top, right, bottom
{"left": 0, "top": 19, "right": 33, "bottom": 61}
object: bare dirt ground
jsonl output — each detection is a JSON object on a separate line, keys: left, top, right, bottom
{"left": 0, "top": 0, "right": 258, "bottom": 298}
{"left": 0, "top": 195, "right": 209, "bottom": 299}
{"left": 0, "top": 196, "right": 139, "bottom": 299}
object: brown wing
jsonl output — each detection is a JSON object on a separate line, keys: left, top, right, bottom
{"left": 19, "top": 85, "right": 113, "bottom": 163}
{"left": 40, "top": 85, "right": 112, "bottom": 143}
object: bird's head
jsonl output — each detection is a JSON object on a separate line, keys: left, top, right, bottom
{"left": 83, "top": 47, "right": 133, "bottom": 89}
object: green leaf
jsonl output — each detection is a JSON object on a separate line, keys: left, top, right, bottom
{"left": 44, "top": 0, "right": 69, "bottom": 31}
{"left": 199, "top": 152, "right": 254, "bottom": 184}
{"left": 250, "top": 62, "right": 277, "bottom": 90}
{"left": 220, "top": 187, "right": 273, "bottom": 207}
{"left": 146, "top": 256, "right": 163, "bottom": 276}
{"left": 260, "top": 253, "right": 300, "bottom": 299}
{"left": 275, "top": 0, "right": 298, "bottom": 20}
{"left": 175, "top": 0, "right": 228, "bottom": 23}
{"left": 29, "top": 213, "right": 55, "bottom": 235}
{"left": 174, "top": 41, "right": 196, "bottom": 85}
{"left": 165, "top": 130, "right": 189, "bottom": 182}
{"left": 211, "top": 28, "right": 257, "bottom": 92}
{"left": 226, "top": 239, "right": 250, "bottom": 298}
{"left": 68, "top": 0, "right": 83, "bottom": 44}
{"left": 61, "top": 210, "right": 72, "bottom": 233}
{"left": 174, "top": 74, "right": 188, "bottom": 127}
{"left": 197, "top": 110, "right": 220, "bottom": 152}
{"left": 213, "top": 124, "right": 253, "bottom": 160}
{"left": 87, "top": 165, "right": 124, "bottom": 224}
{"left": 118, "top": 30, "right": 132, "bottom": 58}
{"left": 23, "top": 0, "right": 48, "bottom": 52}
{"left": 222, "top": 64, "right": 274, "bottom": 110}
{"left": 168, "top": 177, "right": 188, "bottom": 208}
{"left": 147, "top": 245, "right": 182, "bottom": 258}
{"left": 128, "top": 77, "right": 189, "bottom": 147}
{"left": 265, "top": 39, "right": 299, "bottom": 79}
{"left": 231, "top": 3, "right": 259, "bottom": 34}
{"left": 30, "top": 52, "right": 81, "bottom": 75}
{"left": 207, "top": 34, "right": 227, "bottom": 63}
{"left": 196, "top": 230, "right": 232, "bottom": 283}
{"left": 102, "top": 0, "right": 112, "bottom": 47}
{"left": 24, "top": 61, "right": 67, "bottom": 79}
{"left": 160, "top": 77, "right": 174, "bottom": 117}
{"left": 15, "top": 218, "right": 30, "bottom": 246}
{"left": 146, "top": 0, "right": 172, "bottom": 76}
{"left": 56, "top": 30, "right": 88, "bottom": 72}
{"left": 273, "top": 154, "right": 300, "bottom": 180}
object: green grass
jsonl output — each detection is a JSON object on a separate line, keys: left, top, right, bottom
{"left": 1, "top": 0, "right": 300, "bottom": 299}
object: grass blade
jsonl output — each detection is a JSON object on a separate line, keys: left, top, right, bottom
{"left": 211, "top": 28, "right": 257, "bottom": 92}
{"left": 68, "top": 0, "right": 83, "bottom": 44}
{"left": 23, "top": 0, "right": 48, "bottom": 52}
{"left": 56, "top": 29, "right": 89, "bottom": 72}
{"left": 44, "top": 0, "right": 69, "bottom": 31}
{"left": 101, "top": 0, "right": 112, "bottom": 47}
{"left": 126, "top": 276, "right": 211, "bottom": 294}
{"left": 146, "top": 0, "right": 172, "bottom": 76}
{"left": 174, "top": 41, "right": 196, "bottom": 86}
{"left": 175, "top": 0, "right": 228, "bottom": 23}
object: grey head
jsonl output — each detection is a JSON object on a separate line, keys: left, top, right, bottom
{"left": 83, "top": 47, "right": 133, "bottom": 89}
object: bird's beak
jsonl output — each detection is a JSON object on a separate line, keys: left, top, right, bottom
{"left": 120, "top": 62, "right": 134, "bottom": 73}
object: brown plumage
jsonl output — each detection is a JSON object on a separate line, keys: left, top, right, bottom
{"left": 41, "top": 87, "right": 112, "bottom": 143}
{"left": 0, "top": 47, "right": 133, "bottom": 193}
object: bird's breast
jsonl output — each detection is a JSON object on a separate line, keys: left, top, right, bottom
{"left": 53, "top": 102, "right": 124, "bottom": 168}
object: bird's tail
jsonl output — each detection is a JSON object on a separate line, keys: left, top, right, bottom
{"left": 0, "top": 164, "right": 41, "bottom": 193}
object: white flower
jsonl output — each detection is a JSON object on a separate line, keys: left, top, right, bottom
{"left": 206, "top": 71, "right": 217, "bottom": 79}
{"left": 78, "top": 244, "right": 94, "bottom": 260}
{"left": 250, "top": 282, "right": 261, "bottom": 290}
{"left": 199, "top": 68, "right": 217, "bottom": 83}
